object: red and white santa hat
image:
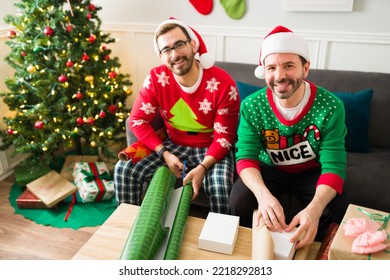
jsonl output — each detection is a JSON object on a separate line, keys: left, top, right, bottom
{"left": 254, "top": 25, "right": 310, "bottom": 79}
{"left": 153, "top": 17, "right": 215, "bottom": 69}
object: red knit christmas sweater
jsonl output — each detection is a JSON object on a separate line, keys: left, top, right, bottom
{"left": 129, "top": 64, "right": 240, "bottom": 162}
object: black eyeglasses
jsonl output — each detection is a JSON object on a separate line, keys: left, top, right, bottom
{"left": 159, "top": 39, "right": 191, "bottom": 56}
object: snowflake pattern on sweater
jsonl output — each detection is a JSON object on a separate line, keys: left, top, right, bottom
{"left": 129, "top": 64, "right": 240, "bottom": 162}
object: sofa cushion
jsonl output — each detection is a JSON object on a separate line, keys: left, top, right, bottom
{"left": 333, "top": 89, "right": 373, "bottom": 153}
{"left": 236, "top": 81, "right": 262, "bottom": 101}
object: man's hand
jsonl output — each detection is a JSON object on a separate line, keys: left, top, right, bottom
{"left": 183, "top": 165, "right": 206, "bottom": 200}
{"left": 255, "top": 191, "right": 288, "bottom": 233}
{"left": 286, "top": 208, "right": 320, "bottom": 249}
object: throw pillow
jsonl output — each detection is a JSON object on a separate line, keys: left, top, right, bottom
{"left": 333, "top": 89, "right": 373, "bottom": 153}
{"left": 236, "top": 81, "right": 262, "bottom": 101}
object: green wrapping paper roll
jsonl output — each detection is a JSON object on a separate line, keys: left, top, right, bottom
{"left": 120, "top": 166, "right": 176, "bottom": 260}
{"left": 163, "top": 183, "right": 193, "bottom": 260}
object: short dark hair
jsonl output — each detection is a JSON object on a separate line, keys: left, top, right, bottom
{"left": 155, "top": 23, "right": 191, "bottom": 46}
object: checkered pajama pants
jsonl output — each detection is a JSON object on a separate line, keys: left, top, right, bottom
{"left": 114, "top": 140, "right": 235, "bottom": 214}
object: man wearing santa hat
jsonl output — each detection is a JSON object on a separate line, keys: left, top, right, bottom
{"left": 114, "top": 18, "right": 240, "bottom": 214}
{"left": 230, "top": 26, "right": 350, "bottom": 248}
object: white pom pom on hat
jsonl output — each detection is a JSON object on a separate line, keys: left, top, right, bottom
{"left": 154, "top": 17, "right": 215, "bottom": 69}
{"left": 254, "top": 25, "right": 310, "bottom": 79}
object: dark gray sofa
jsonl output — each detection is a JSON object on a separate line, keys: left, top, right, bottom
{"left": 125, "top": 61, "right": 390, "bottom": 215}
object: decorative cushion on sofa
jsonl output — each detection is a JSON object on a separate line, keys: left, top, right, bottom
{"left": 235, "top": 81, "right": 373, "bottom": 153}
{"left": 236, "top": 80, "right": 262, "bottom": 101}
{"left": 333, "top": 89, "right": 373, "bottom": 153}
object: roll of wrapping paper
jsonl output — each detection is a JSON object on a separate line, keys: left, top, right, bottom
{"left": 163, "top": 183, "right": 193, "bottom": 260}
{"left": 120, "top": 166, "right": 176, "bottom": 260}
{"left": 252, "top": 210, "right": 274, "bottom": 260}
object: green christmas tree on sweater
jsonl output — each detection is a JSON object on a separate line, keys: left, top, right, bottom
{"left": 0, "top": 0, "right": 132, "bottom": 165}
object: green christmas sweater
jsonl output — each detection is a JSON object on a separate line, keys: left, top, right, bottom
{"left": 236, "top": 81, "right": 347, "bottom": 194}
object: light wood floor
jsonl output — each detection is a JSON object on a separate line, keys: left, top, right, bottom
{"left": 0, "top": 174, "right": 98, "bottom": 260}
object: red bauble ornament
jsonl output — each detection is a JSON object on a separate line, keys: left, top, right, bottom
{"left": 58, "top": 75, "right": 68, "bottom": 83}
{"left": 104, "top": 55, "right": 110, "bottom": 61}
{"left": 34, "top": 121, "right": 44, "bottom": 129}
{"left": 44, "top": 26, "right": 54, "bottom": 37}
{"left": 7, "top": 30, "right": 16, "bottom": 39}
{"left": 87, "top": 13, "right": 92, "bottom": 20}
{"left": 87, "top": 4, "right": 96, "bottom": 11}
{"left": 99, "top": 110, "right": 106, "bottom": 118}
{"left": 76, "top": 117, "right": 84, "bottom": 125}
{"left": 108, "top": 104, "right": 117, "bottom": 114}
{"left": 108, "top": 71, "right": 117, "bottom": 79}
{"left": 87, "top": 117, "right": 95, "bottom": 125}
{"left": 89, "top": 34, "right": 96, "bottom": 43}
{"left": 82, "top": 53, "right": 90, "bottom": 61}
{"left": 7, "top": 128, "right": 14, "bottom": 135}
{"left": 21, "top": 51, "right": 27, "bottom": 57}
{"left": 66, "top": 60, "right": 74, "bottom": 67}
{"left": 75, "top": 92, "right": 84, "bottom": 99}
{"left": 66, "top": 25, "right": 73, "bottom": 33}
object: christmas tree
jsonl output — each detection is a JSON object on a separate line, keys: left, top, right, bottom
{"left": 0, "top": 0, "right": 132, "bottom": 165}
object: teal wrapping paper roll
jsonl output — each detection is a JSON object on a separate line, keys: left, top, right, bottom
{"left": 163, "top": 183, "right": 193, "bottom": 260}
{"left": 120, "top": 166, "right": 176, "bottom": 260}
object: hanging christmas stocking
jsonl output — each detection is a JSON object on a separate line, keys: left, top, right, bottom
{"left": 190, "top": 0, "right": 213, "bottom": 15}
{"left": 219, "top": 0, "right": 246, "bottom": 20}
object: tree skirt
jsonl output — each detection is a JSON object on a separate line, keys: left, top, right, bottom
{"left": 9, "top": 184, "right": 117, "bottom": 230}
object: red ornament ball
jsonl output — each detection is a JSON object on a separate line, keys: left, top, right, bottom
{"left": 34, "top": 121, "right": 44, "bottom": 129}
{"left": 108, "top": 104, "right": 117, "bottom": 114}
{"left": 21, "top": 51, "right": 27, "bottom": 57}
{"left": 99, "top": 110, "right": 106, "bottom": 118}
{"left": 76, "top": 117, "right": 84, "bottom": 125}
{"left": 87, "top": 4, "right": 96, "bottom": 11}
{"left": 108, "top": 71, "right": 117, "bottom": 79}
{"left": 75, "top": 92, "right": 84, "bottom": 100}
{"left": 89, "top": 35, "right": 96, "bottom": 43}
{"left": 58, "top": 75, "right": 68, "bottom": 83}
{"left": 66, "top": 25, "right": 73, "bottom": 33}
{"left": 87, "top": 117, "right": 95, "bottom": 125}
{"left": 7, "top": 30, "right": 16, "bottom": 39}
{"left": 66, "top": 60, "right": 74, "bottom": 67}
{"left": 44, "top": 26, "right": 54, "bottom": 37}
{"left": 87, "top": 13, "right": 92, "bottom": 20}
{"left": 104, "top": 55, "right": 110, "bottom": 61}
{"left": 82, "top": 53, "right": 90, "bottom": 61}
{"left": 7, "top": 128, "right": 14, "bottom": 135}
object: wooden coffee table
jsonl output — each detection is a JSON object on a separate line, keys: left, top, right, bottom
{"left": 72, "top": 203, "right": 253, "bottom": 260}
{"left": 72, "top": 203, "right": 314, "bottom": 260}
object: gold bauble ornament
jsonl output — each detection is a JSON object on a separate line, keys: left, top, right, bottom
{"left": 90, "top": 141, "right": 97, "bottom": 147}
{"left": 85, "top": 75, "right": 94, "bottom": 83}
{"left": 27, "top": 65, "right": 36, "bottom": 73}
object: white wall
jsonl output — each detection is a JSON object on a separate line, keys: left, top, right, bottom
{"left": 1, "top": 0, "right": 390, "bottom": 178}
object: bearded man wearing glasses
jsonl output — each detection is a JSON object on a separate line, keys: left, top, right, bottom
{"left": 114, "top": 18, "right": 240, "bottom": 214}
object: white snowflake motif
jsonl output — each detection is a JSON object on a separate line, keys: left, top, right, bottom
{"left": 217, "top": 108, "right": 229, "bottom": 115}
{"left": 157, "top": 71, "right": 170, "bottom": 87}
{"left": 143, "top": 75, "right": 151, "bottom": 89}
{"left": 199, "top": 98, "right": 212, "bottom": 114}
{"left": 229, "top": 86, "right": 238, "bottom": 101}
{"left": 217, "top": 138, "right": 232, "bottom": 150}
{"left": 140, "top": 102, "right": 157, "bottom": 115}
{"left": 206, "top": 77, "right": 220, "bottom": 93}
{"left": 214, "top": 122, "right": 228, "bottom": 134}
{"left": 132, "top": 119, "right": 147, "bottom": 127}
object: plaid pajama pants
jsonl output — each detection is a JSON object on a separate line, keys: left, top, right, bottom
{"left": 114, "top": 139, "right": 235, "bottom": 214}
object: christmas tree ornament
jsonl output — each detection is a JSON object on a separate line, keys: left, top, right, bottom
{"left": 34, "top": 121, "right": 44, "bottom": 129}
{"left": 85, "top": 75, "right": 94, "bottom": 83}
{"left": 189, "top": 0, "right": 213, "bottom": 15}
{"left": 66, "top": 24, "right": 73, "bottom": 33}
{"left": 27, "top": 65, "right": 36, "bottom": 73}
{"left": 7, "top": 30, "right": 16, "bottom": 39}
{"left": 87, "top": 4, "right": 96, "bottom": 11}
{"left": 44, "top": 26, "right": 54, "bottom": 36}
{"left": 99, "top": 110, "right": 106, "bottom": 118}
{"left": 87, "top": 13, "right": 92, "bottom": 20}
{"left": 87, "top": 117, "right": 95, "bottom": 125}
{"left": 108, "top": 104, "right": 117, "bottom": 114}
{"left": 33, "top": 46, "right": 43, "bottom": 53}
{"left": 108, "top": 71, "right": 117, "bottom": 79}
{"left": 21, "top": 51, "right": 27, "bottom": 57}
{"left": 88, "top": 34, "right": 96, "bottom": 43}
{"left": 219, "top": 0, "right": 246, "bottom": 20}
{"left": 58, "top": 74, "right": 68, "bottom": 83}
{"left": 66, "top": 60, "right": 74, "bottom": 67}
{"left": 104, "top": 55, "right": 110, "bottom": 61}
{"left": 7, "top": 128, "right": 14, "bottom": 135}
{"left": 75, "top": 92, "right": 84, "bottom": 99}
{"left": 90, "top": 141, "right": 97, "bottom": 147}
{"left": 76, "top": 117, "right": 84, "bottom": 125}
{"left": 82, "top": 53, "right": 90, "bottom": 61}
